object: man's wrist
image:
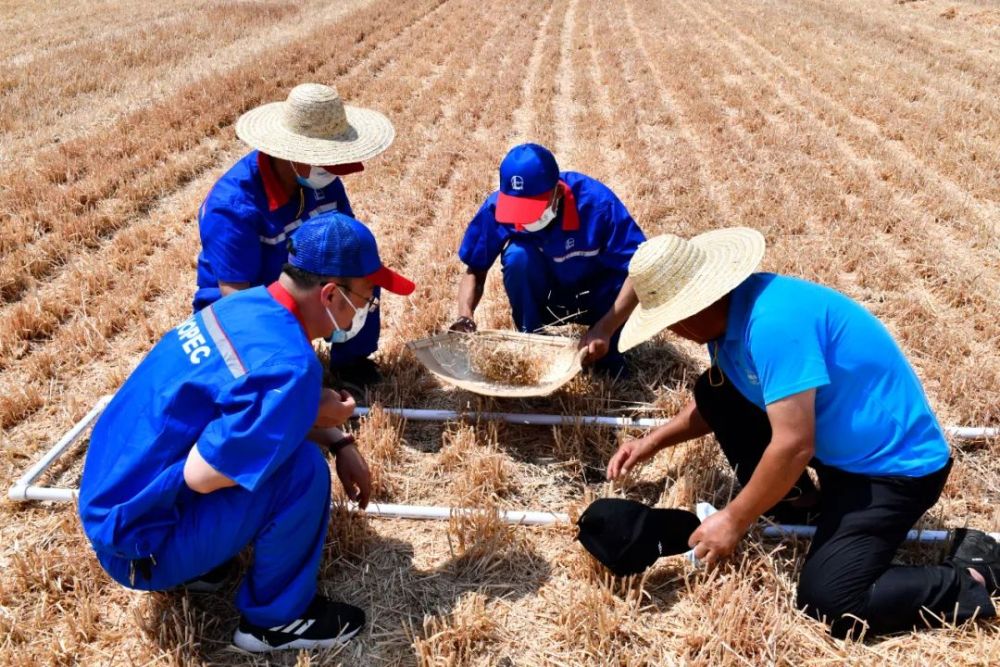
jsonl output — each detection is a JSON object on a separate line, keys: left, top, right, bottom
{"left": 329, "top": 433, "right": 356, "bottom": 455}
{"left": 724, "top": 500, "right": 758, "bottom": 531}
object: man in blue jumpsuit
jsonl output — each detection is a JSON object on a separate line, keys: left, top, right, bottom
{"left": 79, "top": 212, "right": 415, "bottom": 652}
{"left": 451, "top": 143, "right": 646, "bottom": 377}
{"left": 194, "top": 83, "right": 396, "bottom": 393}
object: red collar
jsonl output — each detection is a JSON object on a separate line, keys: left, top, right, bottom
{"left": 558, "top": 181, "right": 580, "bottom": 232}
{"left": 267, "top": 281, "right": 308, "bottom": 333}
{"left": 257, "top": 152, "right": 295, "bottom": 212}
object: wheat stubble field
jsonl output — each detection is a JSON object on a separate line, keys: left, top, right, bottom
{"left": 1, "top": 0, "right": 999, "bottom": 664}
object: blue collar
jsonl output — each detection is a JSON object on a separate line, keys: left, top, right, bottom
{"left": 711, "top": 278, "right": 754, "bottom": 348}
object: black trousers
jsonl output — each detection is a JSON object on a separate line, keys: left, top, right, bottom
{"left": 693, "top": 369, "right": 996, "bottom": 637}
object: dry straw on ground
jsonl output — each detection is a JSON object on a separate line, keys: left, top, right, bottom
{"left": 1, "top": 0, "right": 999, "bottom": 664}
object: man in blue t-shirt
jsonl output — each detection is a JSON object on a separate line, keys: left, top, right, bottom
{"left": 606, "top": 228, "right": 997, "bottom": 637}
{"left": 451, "top": 144, "right": 646, "bottom": 377}
{"left": 79, "top": 213, "right": 415, "bottom": 652}
{"left": 194, "top": 83, "right": 396, "bottom": 393}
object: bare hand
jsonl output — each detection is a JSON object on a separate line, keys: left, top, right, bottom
{"left": 606, "top": 437, "right": 657, "bottom": 480}
{"left": 315, "top": 388, "right": 356, "bottom": 428}
{"left": 579, "top": 326, "right": 611, "bottom": 365}
{"left": 335, "top": 443, "right": 372, "bottom": 509}
{"left": 688, "top": 508, "right": 749, "bottom": 567}
{"left": 449, "top": 316, "right": 477, "bottom": 333}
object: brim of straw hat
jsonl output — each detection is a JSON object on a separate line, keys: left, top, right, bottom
{"left": 235, "top": 102, "right": 395, "bottom": 165}
{"left": 619, "top": 227, "right": 765, "bottom": 352}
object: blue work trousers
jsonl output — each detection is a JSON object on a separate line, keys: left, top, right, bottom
{"left": 97, "top": 444, "right": 331, "bottom": 627}
{"left": 501, "top": 241, "right": 624, "bottom": 368}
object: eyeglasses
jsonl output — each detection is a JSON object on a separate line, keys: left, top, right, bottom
{"left": 334, "top": 283, "right": 379, "bottom": 312}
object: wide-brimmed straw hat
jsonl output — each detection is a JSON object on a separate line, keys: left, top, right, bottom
{"left": 619, "top": 228, "right": 765, "bottom": 352}
{"left": 235, "top": 83, "right": 394, "bottom": 165}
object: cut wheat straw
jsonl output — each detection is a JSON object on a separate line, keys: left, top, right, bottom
{"left": 464, "top": 335, "right": 547, "bottom": 386}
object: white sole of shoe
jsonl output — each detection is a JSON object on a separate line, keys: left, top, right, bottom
{"left": 232, "top": 626, "right": 361, "bottom": 653}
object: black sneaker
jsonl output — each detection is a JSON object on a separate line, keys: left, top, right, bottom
{"left": 948, "top": 528, "right": 1000, "bottom": 594}
{"left": 331, "top": 358, "right": 382, "bottom": 397}
{"left": 232, "top": 595, "right": 365, "bottom": 652}
{"left": 182, "top": 558, "right": 236, "bottom": 593}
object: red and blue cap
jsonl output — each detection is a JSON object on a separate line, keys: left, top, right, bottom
{"left": 288, "top": 212, "right": 415, "bottom": 295}
{"left": 496, "top": 143, "right": 561, "bottom": 225}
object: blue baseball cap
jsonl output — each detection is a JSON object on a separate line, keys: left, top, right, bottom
{"left": 287, "top": 212, "right": 415, "bottom": 295}
{"left": 496, "top": 143, "right": 560, "bottom": 225}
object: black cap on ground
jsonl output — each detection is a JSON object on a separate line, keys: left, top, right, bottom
{"left": 576, "top": 498, "right": 701, "bottom": 576}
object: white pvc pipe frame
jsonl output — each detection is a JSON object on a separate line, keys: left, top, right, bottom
{"left": 8, "top": 394, "right": 999, "bottom": 531}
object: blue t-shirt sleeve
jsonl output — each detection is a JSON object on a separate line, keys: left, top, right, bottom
{"left": 195, "top": 362, "right": 320, "bottom": 491}
{"left": 458, "top": 196, "right": 506, "bottom": 272}
{"left": 598, "top": 192, "right": 645, "bottom": 272}
{"left": 199, "top": 199, "right": 263, "bottom": 284}
{"left": 748, "top": 312, "right": 831, "bottom": 405}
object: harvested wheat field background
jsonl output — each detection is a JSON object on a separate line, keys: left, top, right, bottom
{"left": 1, "top": 0, "right": 999, "bottom": 664}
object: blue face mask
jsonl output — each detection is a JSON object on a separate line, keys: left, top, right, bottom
{"left": 327, "top": 287, "right": 369, "bottom": 343}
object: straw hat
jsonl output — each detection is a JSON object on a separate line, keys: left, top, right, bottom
{"left": 618, "top": 228, "right": 765, "bottom": 352}
{"left": 235, "top": 83, "right": 395, "bottom": 165}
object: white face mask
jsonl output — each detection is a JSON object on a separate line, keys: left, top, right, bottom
{"left": 296, "top": 165, "right": 337, "bottom": 190}
{"left": 327, "top": 287, "right": 369, "bottom": 343}
{"left": 521, "top": 195, "right": 559, "bottom": 232}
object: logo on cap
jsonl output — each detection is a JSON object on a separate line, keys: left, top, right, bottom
{"left": 511, "top": 175, "right": 524, "bottom": 191}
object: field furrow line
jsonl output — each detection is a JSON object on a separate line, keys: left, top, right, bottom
{"left": 523, "top": 0, "right": 571, "bottom": 149}
{"left": 381, "top": 1, "right": 547, "bottom": 395}
{"left": 684, "top": 0, "right": 1000, "bottom": 315}
{"left": 701, "top": 0, "right": 1000, "bottom": 226}
{"left": 551, "top": 0, "right": 580, "bottom": 159}
{"left": 566, "top": 1, "right": 623, "bottom": 179}
{"left": 0, "top": 0, "right": 462, "bottom": 427}
{"left": 0, "top": 0, "right": 378, "bottom": 161}
{"left": 511, "top": 1, "right": 561, "bottom": 142}
{"left": 800, "top": 0, "right": 1000, "bottom": 84}
{"left": 662, "top": 0, "right": 1000, "bottom": 423}
{"left": 0, "top": 0, "right": 453, "bottom": 368}
{"left": 345, "top": 0, "right": 538, "bottom": 267}
{"left": 0, "top": 0, "right": 524, "bottom": 437}
{"left": 0, "top": 0, "right": 448, "bottom": 303}
{"left": 387, "top": 0, "right": 548, "bottom": 285}
{"left": 614, "top": 0, "right": 743, "bottom": 231}
{"left": 0, "top": 144, "right": 232, "bottom": 442}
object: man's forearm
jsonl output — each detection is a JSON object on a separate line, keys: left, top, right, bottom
{"left": 184, "top": 445, "right": 237, "bottom": 493}
{"left": 593, "top": 278, "right": 638, "bottom": 334}
{"left": 726, "top": 437, "right": 814, "bottom": 527}
{"left": 647, "top": 398, "right": 712, "bottom": 452}
{"left": 457, "top": 270, "right": 486, "bottom": 319}
{"left": 218, "top": 280, "right": 250, "bottom": 298}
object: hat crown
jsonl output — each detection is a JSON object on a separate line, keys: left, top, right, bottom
{"left": 629, "top": 234, "right": 708, "bottom": 309}
{"left": 499, "top": 143, "right": 559, "bottom": 197}
{"left": 282, "top": 83, "right": 350, "bottom": 141}
{"left": 289, "top": 212, "right": 380, "bottom": 277}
